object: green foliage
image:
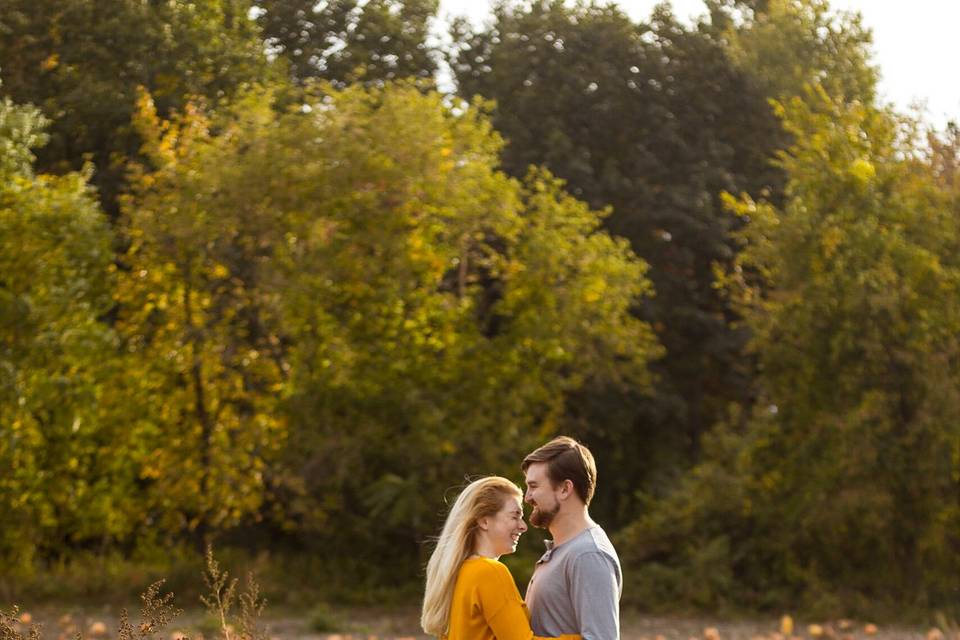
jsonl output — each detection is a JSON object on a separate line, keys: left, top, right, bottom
{"left": 257, "top": 0, "right": 439, "bottom": 86}
{"left": 308, "top": 603, "right": 342, "bottom": 633}
{"left": 449, "top": 0, "right": 786, "bottom": 524}
{"left": 0, "top": 95, "right": 48, "bottom": 178}
{"left": 115, "top": 90, "right": 289, "bottom": 543}
{"left": 716, "top": 0, "right": 879, "bottom": 103}
{"left": 0, "top": 548, "right": 203, "bottom": 606}
{"left": 7, "top": 0, "right": 960, "bottom": 617}
{"left": 281, "top": 82, "right": 659, "bottom": 564}
{"left": 0, "top": 97, "right": 130, "bottom": 570}
{"left": 623, "top": 86, "right": 960, "bottom": 616}
{"left": 0, "top": 73, "right": 659, "bottom": 583}
{"left": 0, "top": 0, "right": 272, "bottom": 212}
{"left": 113, "top": 80, "right": 658, "bottom": 571}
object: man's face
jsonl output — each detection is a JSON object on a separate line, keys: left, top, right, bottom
{"left": 524, "top": 462, "right": 561, "bottom": 528}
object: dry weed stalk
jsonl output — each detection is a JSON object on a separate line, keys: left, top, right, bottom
{"left": 0, "top": 607, "right": 42, "bottom": 640}
{"left": 1, "top": 549, "right": 266, "bottom": 640}
{"left": 237, "top": 572, "right": 266, "bottom": 640}
{"left": 201, "top": 549, "right": 237, "bottom": 640}
{"left": 118, "top": 580, "right": 184, "bottom": 640}
{"left": 200, "top": 547, "right": 267, "bottom": 640}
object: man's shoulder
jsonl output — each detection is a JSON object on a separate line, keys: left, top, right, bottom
{"left": 566, "top": 525, "right": 619, "bottom": 561}
{"left": 567, "top": 527, "right": 623, "bottom": 598}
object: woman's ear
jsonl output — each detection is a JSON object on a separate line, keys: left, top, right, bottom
{"left": 477, "top": 517, "right": 489, "bottom": 531}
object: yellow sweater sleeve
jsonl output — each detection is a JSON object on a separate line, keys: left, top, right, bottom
{"left": 478, "top": 561, "right": 580, "bottom": 640}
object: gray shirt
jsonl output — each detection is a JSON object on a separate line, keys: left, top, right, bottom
{"left": 525, "top": 525, "right": 622, "bottom": 640}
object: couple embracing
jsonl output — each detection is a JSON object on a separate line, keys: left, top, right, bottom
{"left": 421, "top": 436, "right": 622, "bottom": 640}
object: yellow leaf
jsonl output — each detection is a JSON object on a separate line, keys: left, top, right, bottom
{"left": 821, "top": 226, "right": 843, "bottom": 258}
{"left": 41, "top": 54, "right": 59, "bottom": 71}
{"left": 781, "top": 616, "right": 794, "bottom": 636}
{"left": 849, "top": 158, "right": 875, "bottom": 184}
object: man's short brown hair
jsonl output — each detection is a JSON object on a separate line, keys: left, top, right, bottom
{"left": 521, "top": 436, "right": 597, "bottom": 505}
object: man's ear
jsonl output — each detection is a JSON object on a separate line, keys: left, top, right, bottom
{"left": 558, "top": 479, "right": 574, "bottom": 501}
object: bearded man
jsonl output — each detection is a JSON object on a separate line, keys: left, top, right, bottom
{"left": 522, "top": 436, "right": 622, "bottom": 640}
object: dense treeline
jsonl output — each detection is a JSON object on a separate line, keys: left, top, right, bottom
{"left": 2, "top": 0, "right": 960, "bottom": 618}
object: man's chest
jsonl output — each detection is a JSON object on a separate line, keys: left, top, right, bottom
{"left": 528, "top": 557, "right": 573, "bottom": 607}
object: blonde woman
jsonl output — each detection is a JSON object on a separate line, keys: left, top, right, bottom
{"left": 421, "top": 476, "right": 579, "bottom": 640}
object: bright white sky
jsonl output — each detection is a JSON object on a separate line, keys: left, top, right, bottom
{"left": 437, "top": 0, "right": 960, "bottom": 128}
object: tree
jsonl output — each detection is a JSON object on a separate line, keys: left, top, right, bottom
{"left": 276, "top": 83, "right": 662, "bottom": 576}
{"left": 0, "top": 0, "right": 271, "bottom": 214}
{"left": 256, "top": 0, "right": 439, "bottom": 86}
{"left": 0, "top": 94, "right": 130, "bottom": 570}
{"left": 120, "top": 80, "right": 661, "bottom": 577}
{"left": 713, "top": 0, "right": 878, "bottom": 103}
{"left": 114, "top": 89, "right": 290, "bottom": 548}
{"left": 450, "top": 0, "right": 786, "bottom": 523}
{"left": 621, "top": 87, "right": 960, "bottom": 615}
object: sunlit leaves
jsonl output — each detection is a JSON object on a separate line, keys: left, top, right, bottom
{"left": 267, "top": 84, "right": 660, "bottom": 559}
{"left": 0, "top": 0, "right": 272, "bottom": 212}
{"left": 257, "top": 0, "right": 438, "bottom": 87}
{"left": 720, "top": 0, "right": 878, "bottom": 104}
{"left": 0, "top": 98, "right": 123, "bottom": 568}
{"left": 117, "top": 89, "right": 287, "bottom": 540}
{"left": 624, "top": 86, "right": 960, "bottom": 613}
{"left": 108, "top": 81, "right": 659, "bottom": 569}
{"left": 449, "top": 0, "right": 787, "bottom": 522}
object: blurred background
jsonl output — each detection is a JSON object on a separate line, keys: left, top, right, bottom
{"left": 3, "top": 0, "right": 960, "bottom": 633}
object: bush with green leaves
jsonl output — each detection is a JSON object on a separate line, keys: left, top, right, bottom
{"left": 110, "top": 79, "right": 662, "bottom": 571}
{"left": 621, "top": 85, "right": 960, "bottom": 617}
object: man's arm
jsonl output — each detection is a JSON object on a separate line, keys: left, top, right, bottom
{"left": 570, "top": 552, "right": 621, "bottom": 640}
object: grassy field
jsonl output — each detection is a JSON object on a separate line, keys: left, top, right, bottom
{"left": 2, "top": 554, "right": 944, "bottom": 640}
{"left": 5, "top": 605, "right": 937, "bottom": 640}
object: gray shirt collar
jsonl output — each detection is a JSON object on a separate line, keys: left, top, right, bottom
{"left": 538, "top": 526, "right": 593, "bottom": 563}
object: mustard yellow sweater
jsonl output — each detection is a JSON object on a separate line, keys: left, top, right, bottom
{"left": 446, "top": 557, "right": 578, "bottom": 640}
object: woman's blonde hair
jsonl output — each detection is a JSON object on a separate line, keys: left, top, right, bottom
{"left": 421, "top": 476, "right": 522, "bottom": 637}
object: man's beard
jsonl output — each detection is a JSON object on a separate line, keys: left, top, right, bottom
{"left": 529, "top": 502, "right": 560, "bottom": 528}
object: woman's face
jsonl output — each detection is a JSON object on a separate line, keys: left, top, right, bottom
{"left": 480, "top": 495, "right": 528, "bottom": 556}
